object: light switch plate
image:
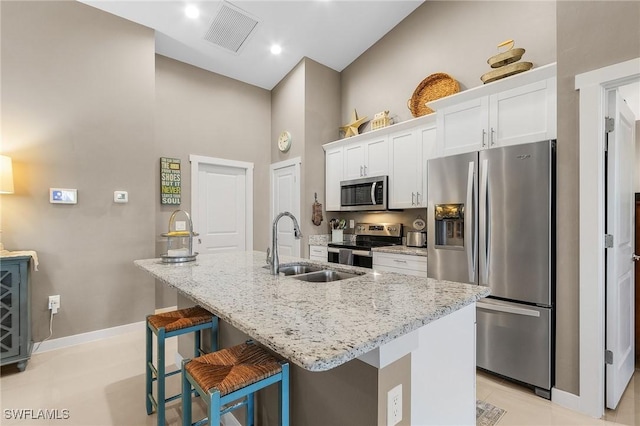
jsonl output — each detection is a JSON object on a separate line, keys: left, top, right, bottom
{"left": 114, "top": 191, "right": 128, "bottom": 203}
{"left": 50, "top": 188, "right": 77, "bottom": 204}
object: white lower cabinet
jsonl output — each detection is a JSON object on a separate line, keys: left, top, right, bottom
{"left": 309, "top": 245, "right": 328, "bottom": 261}
{"left": 373, "top": 252, "right": 427, "bottom": 277}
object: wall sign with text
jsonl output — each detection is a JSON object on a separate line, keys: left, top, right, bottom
{"left": 160, "top": 157, "right": 181, "bottom": 205}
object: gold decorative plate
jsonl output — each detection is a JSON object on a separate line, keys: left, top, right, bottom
{"left": 407, "top": 73, "right": 460, "bottom": 117}
{"left": 481, "top": 62, "right": 533, "bottom": 84}
{"left": 487, "top": 48, "right": 526, "bottom": 68}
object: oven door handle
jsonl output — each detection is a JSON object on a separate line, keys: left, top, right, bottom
{"left": 327, "top": 247, "right": 372, "bottom": 257}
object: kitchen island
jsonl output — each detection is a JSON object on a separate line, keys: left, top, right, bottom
{"left": 135, "top": 251, "right": 489, "bottom": 425}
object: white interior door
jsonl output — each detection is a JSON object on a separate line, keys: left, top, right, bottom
{"left": 270, "top": 158, "right": 301, "bottom": 258}
{"left": 190, "top": 155, "right": 254, "bottom": 253}
{"left": 605, "top": 89, "right": 636, "bottom": 409}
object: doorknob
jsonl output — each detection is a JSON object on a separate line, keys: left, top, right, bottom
{"left": 633, "top": 254, "right": 640, "bottom": 262}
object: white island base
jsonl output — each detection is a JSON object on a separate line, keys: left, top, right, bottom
{"left": 358, "top": 303, "right": 476, "bottom": 426}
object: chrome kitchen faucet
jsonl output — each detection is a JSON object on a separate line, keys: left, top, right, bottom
{"left": 267, "top": 211, "right": 302, "bottom": 275}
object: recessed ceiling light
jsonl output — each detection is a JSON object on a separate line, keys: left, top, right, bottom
{"left": 270, "top": 44, "right": 282, "bottom": 55}
{"left": 185, "top": 5, "right": 200, "bottom": 19}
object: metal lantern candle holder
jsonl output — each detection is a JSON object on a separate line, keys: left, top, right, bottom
{"left": 161, "top": 210, "right": 198, "bottom": 263}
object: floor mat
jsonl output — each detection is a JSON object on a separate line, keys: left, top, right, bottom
{"left": 476, "top": 400, "right": 506, "bottom": 426}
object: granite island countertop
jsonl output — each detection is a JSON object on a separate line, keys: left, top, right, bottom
{"left": 135, "top": 251, "right": 488, "bottom": 372}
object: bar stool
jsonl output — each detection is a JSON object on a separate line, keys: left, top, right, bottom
{"left": 181, "top": 341, "right": 289, "bottom": 426}
{"left": 146, "top": 306, "right": 219, "bottom": 426}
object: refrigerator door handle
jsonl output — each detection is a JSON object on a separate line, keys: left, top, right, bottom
{"left": 477, "top": 300, "right": 541, "bottom": 317}
{"left": 480, "top": 158, "right": 490, "bottom": 285}
{"left": 465, "top": 161, "right": 476, "bottom": 282}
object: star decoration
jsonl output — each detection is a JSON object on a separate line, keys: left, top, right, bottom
{"left": 340, "top": 109, "right": 369, "bottom": 138}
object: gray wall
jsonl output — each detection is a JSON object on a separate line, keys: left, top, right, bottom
{"left": 341, "top": 1, "right": 557, "bottom": 128}
{"left": 556, "top": 0, "right": 640, "bottom": 394}
{"left": 1, "top": 1, "right": 273, "bottom": 339}
{"left": 271, "top": 58, "right": 341, "bottom": 258}
{"left": 154, "top": 55, "right": 271, "bottom": 307}
{"left": 1, "top": 1, "right": 156, "bottom": 339}
{"left": 304, "top": 59, "right": 342, "bottom": 240}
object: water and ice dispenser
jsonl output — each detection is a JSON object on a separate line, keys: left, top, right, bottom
{"left": 434, "top": 203, "right": 465, "bottom": 249}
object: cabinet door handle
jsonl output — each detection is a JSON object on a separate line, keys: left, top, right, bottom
{"left": 364, "top": 165, "right": 367, "bottom": 176}
{"left": 416, "top": 192, "right": 421, "bottom": 205}
{"left": 360, "top": 166, "right": 363, "bottom": 177}
{"left": 394, "top": 259, "right": 408, "bottom": 264}
{"left": 481, "top": 129, "right": 487, "bottom": 147}
{"left": 411, "top": 192, "right": 415, "bottom": 206}
{"left": 490, "top": 127, "right": 496, "bottom": 146}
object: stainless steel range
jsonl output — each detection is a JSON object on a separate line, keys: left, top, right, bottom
{"left": 327, "top": 223, "right": 403, "bottom": 268}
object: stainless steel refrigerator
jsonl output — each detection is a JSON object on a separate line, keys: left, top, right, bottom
{"left": 427, "top": 140, "right": 555, "bottom": 399}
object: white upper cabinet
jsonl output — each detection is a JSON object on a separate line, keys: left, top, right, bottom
{"left": 489, "top": 78, "right": 556, "bottom": 147}
{"left": 325, "top": 145, "right": 343, "bottom": 212}
{"left": 430, "top": 63, "right": 557, "bottom": 157}
{"left": 343, "top": 136, "right": 389, "bottom": 180}
{"left": 389, "top": 117, "right": 437, "bottom": 209}
{"left": 437, "top": 97, "right": 489, "bottom": 157}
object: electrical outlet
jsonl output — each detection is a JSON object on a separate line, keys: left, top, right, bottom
{"left": 387, "top": 384, "right": 402, "bottom": 426}
{"left": 48, "top": 295, "right": 61, "bottom": 314}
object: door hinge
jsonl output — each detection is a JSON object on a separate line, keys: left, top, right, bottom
{"left": 605, "top": 234, "right": 614, "bottom": 248}
{"left": 605, "top": 117, "right": 615, "bottom": 133}
{"left": 605, "top": 350, "right": 613, "bottom": 365}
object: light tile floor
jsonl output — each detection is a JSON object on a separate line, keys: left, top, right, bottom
{"left": 477, "top": 368, "right": 639, "bottom": 426}
{"left": 0, "top": 329, "right": 638, "bottom": 425}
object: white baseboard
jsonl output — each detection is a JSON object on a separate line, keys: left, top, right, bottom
{"left": 552, "top": 387, "right": 581, "bottom": 412}
{"left": 155, "top": 305, "right": 178, "bottom": 314}
{"left": 32, "top": 306, "right": 178, "bottom": 354}
{"left": 32, "top": 321, "right": 146, "bottom": 354}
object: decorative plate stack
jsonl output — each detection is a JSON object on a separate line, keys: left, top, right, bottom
{"left": 481, "top": 40, "right": 533, "bottom": 84}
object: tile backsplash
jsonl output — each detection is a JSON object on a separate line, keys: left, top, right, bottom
{"left": 324, "top": 209, "right": 427, "bottom": 235}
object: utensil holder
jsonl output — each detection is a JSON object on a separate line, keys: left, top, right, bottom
{"left": 332, "top": 229, "right": 344, "bottom": 243}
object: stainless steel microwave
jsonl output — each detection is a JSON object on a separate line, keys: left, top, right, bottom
{"left": 340, "top": 176, "right": 388, "bottom": 211}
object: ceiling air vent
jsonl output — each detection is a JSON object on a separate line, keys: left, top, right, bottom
{"left": 203, "top": 1, "right": 259, "bottom": 54}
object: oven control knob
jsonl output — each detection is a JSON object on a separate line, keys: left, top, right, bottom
{"left": 388, "top": 227, "right": 396, "bottom": 232}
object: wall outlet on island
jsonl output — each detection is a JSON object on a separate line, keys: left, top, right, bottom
{"left": 387, "top": 384, "right": 402, "bottom": 426}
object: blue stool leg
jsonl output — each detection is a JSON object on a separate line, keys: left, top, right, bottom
{"left": 247, "top": 393, "right": 255, "bottom": 426}
{"left": 210, "top": 391, "right": 221, "bottom": 426}
{"left": 182, "top": 365, "right": 192, "bottom": 426}
{"left": 194, "top": 329, "right": 201, "bottom": 358}
{"left": 157, "top": 328, "right": 166, "bottom": 426}
{"left": 211, "top": 316, "right": 219, "bottom": 352}
{"left": 146, "top": 320, "right": 153, "bottom": 415}
{"left": 280, "top": 363, "right": 290, "bottom": 426}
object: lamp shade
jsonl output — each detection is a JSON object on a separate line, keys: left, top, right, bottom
{"left": 0, "top": 155, "right": 14, "bottom": 194}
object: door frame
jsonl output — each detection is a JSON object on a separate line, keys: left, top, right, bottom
{"left": 269, "top": 157, "right": 302, "bottom": 255}
{"left": 190, "top": 154, "right": 254, "bottom": 251}
{"left": 574, "top": 57, "right": 640, "bottom": 418}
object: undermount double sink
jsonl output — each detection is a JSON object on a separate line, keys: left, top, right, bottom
{"left": 274, "top": 263, "right": 363, "bottom": 282}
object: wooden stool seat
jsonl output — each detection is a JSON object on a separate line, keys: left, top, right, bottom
{"left": 147, "top": 306, "right": 215, "bottom": 333}
{"left": 182, "top": 341, "right": 289, "bottom": 426}
{"left": 186, "top": 342, "right": 283, "bottom": 396}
